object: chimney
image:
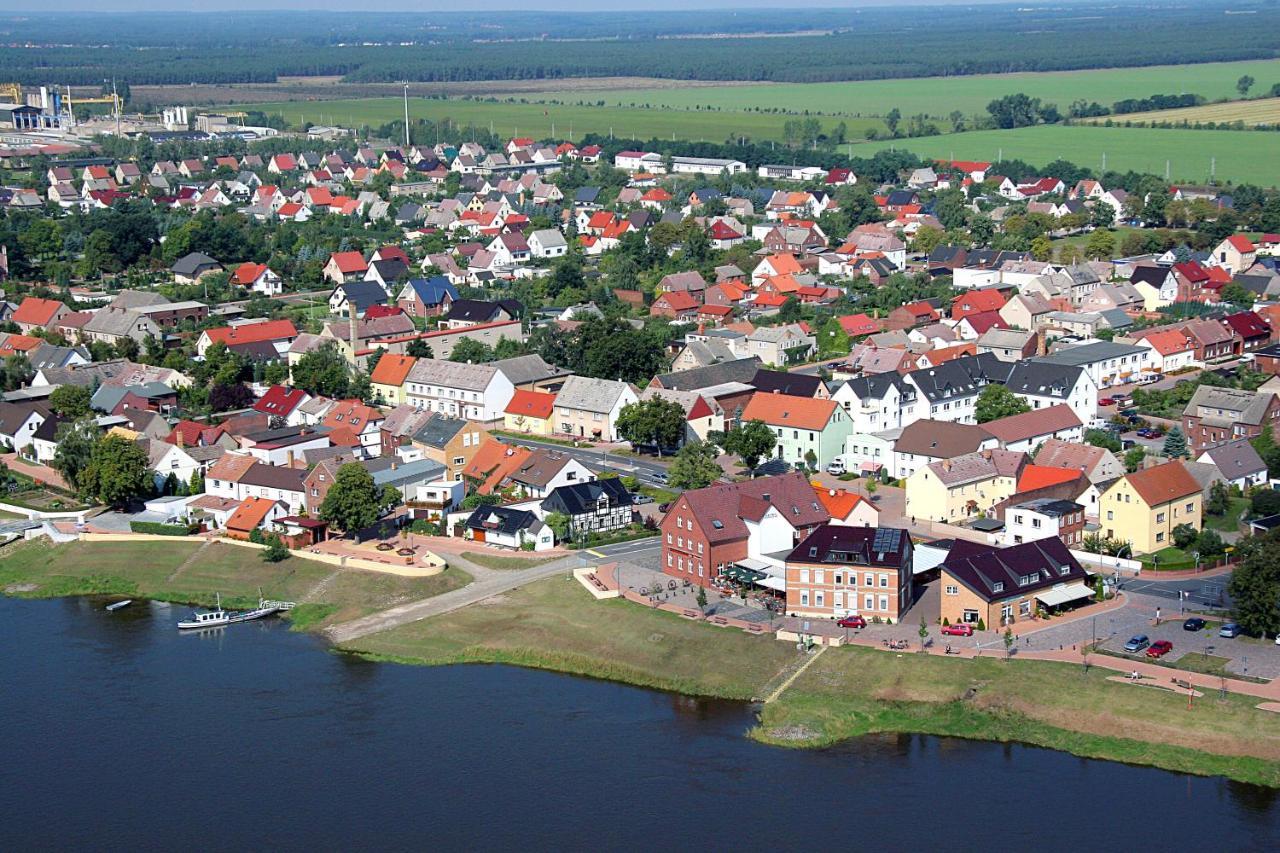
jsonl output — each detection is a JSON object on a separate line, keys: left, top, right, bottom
{"left": 942, "top": 460, "right": 951, "bottom": 471}
{"left": 349, "top": 302, "right": 359, "bottom": 357}
{"left": 828, "top": 488, "right": 836, "bottom": 496}
{"left": 981, "top": 449, "right": 992, "bottom": 460}
{"left": 287, "top": 450, "right": 294, "bottom": 467}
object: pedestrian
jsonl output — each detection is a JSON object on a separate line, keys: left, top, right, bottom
{"left": 1155, "top": 606, "right": 1161, "bottom": 625}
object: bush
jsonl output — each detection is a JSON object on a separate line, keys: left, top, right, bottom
{"left": 977, "top": 618, "right": 986, "bottom": 632}
{"left": 261, "top": 534, "right": 289, "bottom": 563}
{"left": 128, "top": 520, "right": 198, "bottom": 536}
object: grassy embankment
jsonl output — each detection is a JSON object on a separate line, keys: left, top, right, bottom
{"left": 755, "top": 645, "right": 1280, "bottom": 787}
{"left": 0, "top": 539, "right": 470, "bottom": 632}
{"left": 349, "top": 575, "right": 1280, "bottom": 785}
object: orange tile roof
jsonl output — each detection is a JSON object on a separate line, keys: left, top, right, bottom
{"left": 811, "top": 485, "right": 878, "bottom": 520}
{"left": 233, "top": 262, "right": 268, "bottom": 286}
{"left": 1125, "top": 461, "right": 1200, "bottom": 506}
{"left": 206, "top": 454, "right": 256, "bottom": 483}
{"left": 12, "top": 297, "right": 65, "bottom": 327}
{"left": 742, "top": 393, "right": 837, "bottom": 432}
{"left": 761, "top": 253, "right": 802, "bottom": 275}
{"left": 226, "top": 496, "right": 280, "bottom": 532}
{"left": 203, "top": 319, "right": 297, "bottom": 348}
{"left": 322, "top": 399, "right": 382, "bottom": 432}
{"left": 1016, "top": 465, "right": 1084, "bottom": 492}
{"left": 504, "top": 389, "right": 556, "bottom": 420}
{"left": 464, "top": 440, "right": 532, "bottom": 494}
{"left": 370, "top": 354, "right": 416, "bottom": 387}
{"left": 1142, "top": 329, "right": 1195, "bottom": 356}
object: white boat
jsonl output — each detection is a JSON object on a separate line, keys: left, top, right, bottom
{"left": 105, "top": 599, "right": 133, "bottom": 612}
{"left": 177, "top": 593, "right": 282, "bottom": 630}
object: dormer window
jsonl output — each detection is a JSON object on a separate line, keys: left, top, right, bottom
{"left": 993, "top": 582, "right": 1004, "bottom": 593}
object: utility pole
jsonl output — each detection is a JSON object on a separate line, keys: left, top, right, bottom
{"left": 402, "top": 84, "right": 410, "bottom": 148}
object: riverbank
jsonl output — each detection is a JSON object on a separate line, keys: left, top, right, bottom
{"left": 754, "top": 645, "right": 1280, "bottom": 787}
{"left": 7, "top": 538, "right": 1280, "bottom": 786}
{"left": 0, "top": 538, "right": 471, "bottom": 631}
{"left": 344, "top": 573, "right": 1280, "bottom": 787}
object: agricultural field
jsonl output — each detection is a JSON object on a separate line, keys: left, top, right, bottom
{"left": 1083, "top": 96, "right": 1280, "bottom": 127}
{"left": 849, "top": 125, "right": 1280, "bottom": 186}
{"left": 237, "top": 97, "right": 887, "bottom": 145}
{"left": 524, "top": 59, "right": 1280, "bottom": 121}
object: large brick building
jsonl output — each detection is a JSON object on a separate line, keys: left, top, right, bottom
{"left": 660, "top": 473, "right": 828, "bottom": 588}
{"left": 784, "top": 525, "right": 913, "bottom": 622}
{"left": 1181, "top": 386, "right": 1280, "bottom": 453}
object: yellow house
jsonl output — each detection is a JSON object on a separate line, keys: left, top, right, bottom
{"left": 502, "top": 389, "right": 556, "bottom": 436}
{"left": 369, "top": 354, "right": 416, "bottom": 407}
{"left": 1100, "top": 461, "right": 1202, "bottom": 554}
{"left": 905, "top": 449, "right": 1024, "bottom": 523}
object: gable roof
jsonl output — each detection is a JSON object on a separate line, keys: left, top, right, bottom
{"left": 1198, "top": 438, "right": 1266, "bottom": 477}
{"left": 203, "top": 319, "right": 297, "bottom": 348}
{"left": 504, "top": 389, "right": 556, "bottom": 420}
{"left": 741, "top": 392, "right": 837, "bottom": 431}
{"left": 1016, "top": 464, "right": 1085, "bottom": 492}
{"left": 895, "top": 419, "right": 993, "bottom": 458}
{"left": 252, "top": 385, "right": 309, "bottom": 417}
{"left": 812, "top": 485, "right": 878, "bottom": 520}
{"left": 370, "top": 354, "right": 417, "bottom": 387}
{"left": 541, "top": 477, "right": 631, "bottom": 516}
{"left": 942, "top": 537, "right": 1089, "bottom": 604}
{"left": 13, "top": 297, "right": 66, "bottom": 327}
{"left": 982, "top": 404, "right": 1081, "bottom": 445}
{"left": 329, "top": 251, "right": 368, "bottom": 274}
{"left": 678, "top": 472, "right": 829, "bottom": 545}
{"left": 1123, "top": 461, "right": 1201, "bottom": 505}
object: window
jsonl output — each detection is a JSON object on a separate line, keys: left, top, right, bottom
{"left": 1156, "top": 531, "right": 1165, "bottom": 543}
{"left": 667, "top": 533, "right": 672, "bottom": 544}
{"left": 878, "top": 595, "right": 888, "bottom": 612}
{"left": 800, "top": 569, "right": 810, "bottom": 583}
{"left": 864, "top": 573, "right": 873, "bottom": 586}
{"left": 993, "top": 582, "right": 1004, "bottom": 593}
{"left": 945, "top": 585, "right": 958, "bottom": 596}
{"left": 697, "top": 543, "right": 703, "bottom": 555}
{"left": 453, "top": 456, "right": 465, "bottom": 466}
{"left": 1156, "top": 512, "right": 1165, "bottom": 524}
{"left": 834, "top": 573, "right": 843, "bottom": 585}
{"left": 879, "top": 574, "right": 888, "bottom": 588}
{"left": 800, "top": 591, "right": 809, "bottom": 607}
{"left": 816, "top": 591, "right": 825, "bottom": 608}
{"left": 677, "top": 517, "right": 683, "bottom": 529}
{"left": 1186, "top": 502, "right": 1194, "bottom": 513}
{"left": 815, "top": 570, "right": 824, "bottom": 585}
{"left": 865, "top": 594, "right": 874, "bottom": 610}
{"left": 667, "top": 554, "right": 673, "bottom": 567}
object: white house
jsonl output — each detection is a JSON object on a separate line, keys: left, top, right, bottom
{"left": 404, "top": 359, "right": 516, "bottom": 426}
{"left": 527, "top": 228, "right": 568, "bottom": 259}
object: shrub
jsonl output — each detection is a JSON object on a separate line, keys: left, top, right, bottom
{"left": 977, "top": 618, "right": 986, "bottom": 631}
{"left": 129, "top": 520, "right": 198, "bottom": 536}
{"left": 261, "top": 534, "right": 289, "bottom": 563}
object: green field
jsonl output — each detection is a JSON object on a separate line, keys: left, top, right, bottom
{"left": 528, "top": 59, "right": 1280, "bottom": 120}
{"left": 850, "top": 125, "right": 1280, "bottom": 186}
{"left": 239, "top": 97, "right": 887, "bottom": 144}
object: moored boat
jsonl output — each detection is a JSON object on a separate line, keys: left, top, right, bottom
{"left": 105, "top": 600, "right": 133, "bottom": 612}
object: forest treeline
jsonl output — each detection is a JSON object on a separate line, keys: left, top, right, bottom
{"left": 1, "top": 3, "right": 1277, "bottom": 88}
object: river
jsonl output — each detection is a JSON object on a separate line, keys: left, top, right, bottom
{"left": 1, "top": 596, "right": 1277, "bottom": 850}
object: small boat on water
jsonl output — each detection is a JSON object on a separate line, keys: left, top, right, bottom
{"left": 105, "top": 599, "right": 133, "bottom": 612}
{"left": 178, "top": 592, "right": 284, "bottom": 631}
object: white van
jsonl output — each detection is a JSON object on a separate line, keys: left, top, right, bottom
{"left": 826, "top": 458, "right": 846, "bottom": 476}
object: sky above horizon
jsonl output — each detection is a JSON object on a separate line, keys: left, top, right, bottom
{"left": 0, "top": 0, "right": 1021, "bottom": 11}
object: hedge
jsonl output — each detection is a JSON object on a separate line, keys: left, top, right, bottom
{"left": 128, "top": 521, "right": 199, "bottom": 536}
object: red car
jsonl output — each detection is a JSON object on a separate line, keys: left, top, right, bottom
{"left": 941, "top": 623, "right": 974, "bottom": 636}
{"left": 1146, "top": 640, "right": 1173, "bottom": 658}
{"left": 1099, "top": 396, "right": 1117, "bottom": 406}
{"left": 837, "top": 615, "right": 867, "bottom": 629}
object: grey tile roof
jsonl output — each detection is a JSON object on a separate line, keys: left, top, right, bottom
{"left": 554, "top": 375, "right": 632, "bottom": 414}
{"left": 406, "top": 358, "right": 499, "bottom": 392}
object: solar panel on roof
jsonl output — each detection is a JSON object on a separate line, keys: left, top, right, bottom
{"left": 872, "top": 528, "right": 901, "bottom": 554}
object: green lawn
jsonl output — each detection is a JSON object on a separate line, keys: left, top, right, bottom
{"left": 0, "top": 539, "right": 471, "bottom": 630}
{"left": 345, "top": 573, "right": 799, "bottom": 700}
{"left": 460, "top": 552, "right": 562, "bottom": 571}
{"left": 757, "top": 644, "right": 1280, "bottom": 787}
{"left": 1138, "top": 546, "right": 1196, "bottom": 571}
{"left": 849, "top": 124, "right": 1280, "bottom": 186}
{"left": 1204, "top": 497, "right": 1250, "bottom": 533}
{"left": 237, "top": 97, "right": 886, "bottom": 145}
{"left": 527, "top": 58, "right": 1280, "bottom": 121}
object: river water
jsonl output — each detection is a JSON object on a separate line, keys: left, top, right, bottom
{"left": 1, "top": 596, "right": 1277, "bottom": 850}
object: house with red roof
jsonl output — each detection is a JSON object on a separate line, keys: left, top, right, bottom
{"left": 321, "top": 400, "right": 385, "bottom": 459}
{"left": 1135, "top": 328, "right": 1200, "bottom": 372}
{"left": 225, "top": 496, "right": 289, "bottom": 540}
{"left": 837, "top": 313, "right": 880, "bottom": 338}
{"left": 232, "top": 262, "right": 283, "bottom": 296}
{"left": 12, "top": 296, "right": 69, "bottom": 333}
{"left": 886, "top": 300, "right": 940, "bottom": 330}
{"left": 196, "top": 319, "right": 298, "bottom": 357}
{"left": 1210, "top": 234, "right": 1256, "bottom": 274}
{"left": 323, "top": 251, "right": 369, "bottom": 284}
{"left": 951, "top": 288, "right": 1007, "bottom": 321}
{"left": 252, "top": 386, "right": 312, "bottom": 426}
{"left": 502, "top": 389, "right": 557, "bottom": 436}
{"left": 268, "top": 153, "right": 298, "bottom": 174}
{"left": 751, "top": 252, "right": 803, "bottom": 286}
{"left": 651, "top": 290, "right": 700, "bottom": 320}
{"left": 1222, "top": 311, "right": 1272, "bottom": 352}
{"left": 708, "top": 220, "right": 745, "bottom": 249}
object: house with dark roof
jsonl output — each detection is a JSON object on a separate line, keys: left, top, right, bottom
{"left": 939, "top": 537, "right": 1093, "bottom": 628}
{"left": 327, "top": 281, "right": 389, "bottom": 318}
{"left": 171, "top": 252, "right": 223, "bottom": 284}
{"left": 540, "top": 478, "right": 633, "bottom": 539}
{"left": 784, "top": 525, "right": 913, "bottom": 621}
{"left": 444, "top": 298, "right": 523, "bottom": 328}
{"left": 463, "top": 505, "right": 552, "bottom": 551}
{"left": 1195, "top": 438, "right": 1268, "bottom": 491}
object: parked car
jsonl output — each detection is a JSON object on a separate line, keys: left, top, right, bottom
{"left": 1123, "top": 634, "right": 1150, "bottom": 652}
{"left": 1136, "top": 428, "right": 1162, "bottom": 439}
{"left": 1099, "top": 396, "right": 1118, "bottom": 407}
{"left": 1146, "top": 640, "right": 1173, "bottom": 658}
{"left": 837, "top": 615, "right": 867, "bottom": 629}
{"left": 1183, "top": 617, "right": 1206, "bottom": 631}
{"left": 632, "top": 494, "right": 654, "bottom": 505}
{"left": 941, "top": 623, "right": 974, "bottom": 636}
{"left": 657, "top": 502, "right": 671, "bottom": 514}
{"left": 650, "top": 470, "right": 669, "bottom": 484}
{"left": 1136, "top": 374, "right": 1160, "bottom": 385}
{"left": 1219, "top": 622, "right": 1243, "bottom": 638}
{"left": 826, "top": 458, "right": 846, "bottom": 476}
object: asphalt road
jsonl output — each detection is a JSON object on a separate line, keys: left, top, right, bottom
{"left": 501, "top": 435, "right": 673, "bottom": 487}
{"left": 1120, "top": 573, "right": 1232, "bottom": 610}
